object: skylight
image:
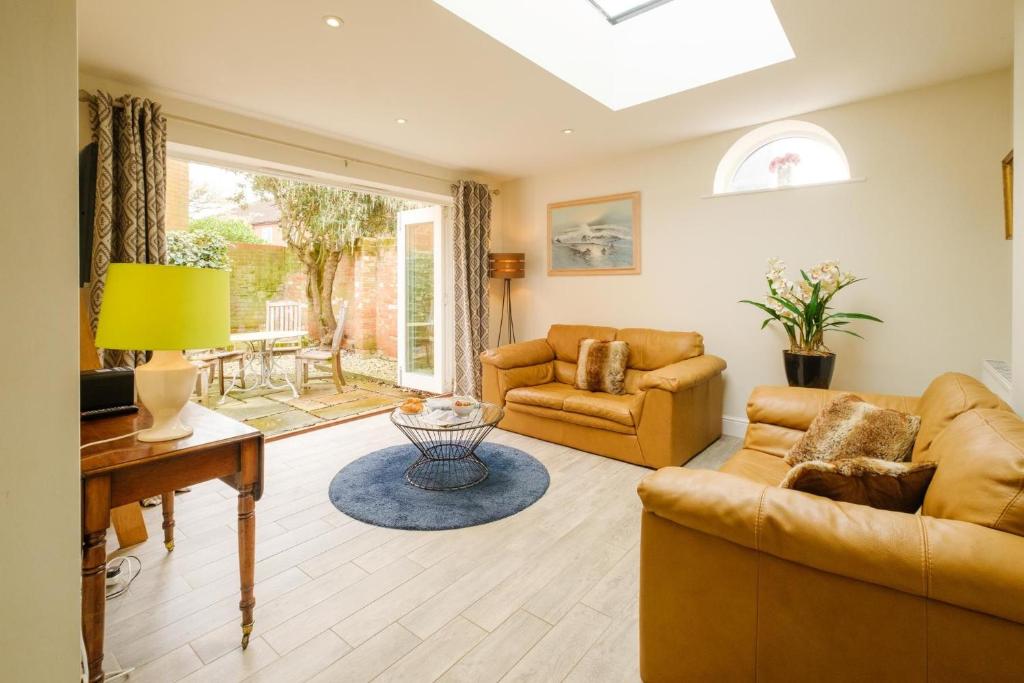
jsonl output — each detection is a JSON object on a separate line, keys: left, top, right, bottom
{"left": 587, "top": 0, "right": 676, "bottom": 25}
{"left": 432, "top": 0, "right": 794, "bottom": 111}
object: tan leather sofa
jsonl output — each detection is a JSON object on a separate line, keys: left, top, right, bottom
{"left": 480, "top": 324, "right": 726, "bottom": 468}
{"left": 637, "top": 373, "right": 1024, "bottom": 682}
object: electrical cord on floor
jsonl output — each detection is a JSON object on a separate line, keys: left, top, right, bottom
{"left": 105, "top": 667, "right": 135, "bottom": 681}
{"left": 105, "top": 555, "right": 141, "bottom": 600}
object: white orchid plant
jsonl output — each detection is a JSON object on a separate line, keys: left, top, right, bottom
{"left": 741, "top": 258, "right": 882, "bottom": 355}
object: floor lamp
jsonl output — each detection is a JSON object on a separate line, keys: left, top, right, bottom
{"left": 488, "top": 252, "right": 525, "bottom": 346}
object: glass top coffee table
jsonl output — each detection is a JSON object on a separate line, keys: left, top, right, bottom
{"left": 390, "top": 402, "right": 504, "bottom": 491}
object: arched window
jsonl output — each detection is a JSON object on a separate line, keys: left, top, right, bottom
{"left": 713, "top": 120, "right": 850, "bottom": 195}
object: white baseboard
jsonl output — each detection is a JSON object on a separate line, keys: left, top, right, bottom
{"left": 721, "top": 414, "right": 748, "bottom": 439}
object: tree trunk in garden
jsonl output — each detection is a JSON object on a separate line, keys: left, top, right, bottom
{"left": 299, "top": 250, "right": 323, "bottom": 343}
{"left": 319, "top": 250, "right": 341, "bottom": 347}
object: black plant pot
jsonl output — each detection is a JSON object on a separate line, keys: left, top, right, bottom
{"left": 783, "top": 351, "right": 836, "bottom": 389}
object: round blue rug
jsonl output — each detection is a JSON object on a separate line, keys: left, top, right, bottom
{"left": 328, "top": 443, "right": 550, "bottom": 530}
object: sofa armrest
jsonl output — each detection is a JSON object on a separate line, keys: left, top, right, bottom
{"left": 639, "top": 355, "right": 726, "bottom": 393}
{"left": 746, "top": 385, "right": 919, "bottom": 432}
{"left": 637, "top": 467, "right": 1024, "bottom": 624}
{"left": 479, "top": 339, "right": 554, "bottom": 370}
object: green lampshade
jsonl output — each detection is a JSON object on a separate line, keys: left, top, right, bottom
{"left": 96, "top": 263, "right": 230, "bottom": 351}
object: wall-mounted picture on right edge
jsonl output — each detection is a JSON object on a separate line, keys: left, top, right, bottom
{"left": 547, "top": 191, "right": 641, "bottom": 276}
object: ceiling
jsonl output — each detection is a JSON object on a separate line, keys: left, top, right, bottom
{"left": 78, "top": 0, "right": 1013, "bottom": 180}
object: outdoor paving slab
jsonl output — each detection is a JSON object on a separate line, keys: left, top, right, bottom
{"left": 314, "top": 389, "right": 369, "bottom": 406}
{"left": 227, "top": 385, "right": 289, "bottom": 400}
{"left": 310, "top": 395, "right": 398, "bottom": 420}
{"left": 216, "top": 396, "right": 291, "bottom": 422}
{"left": 246, "top": 409, "right": 323, "bottom": 436}
{"left": 279, "top": 396, "right": 331, "bottom": 412}
{"left": 264, "top": 390, "right": 300, "bottom": 404}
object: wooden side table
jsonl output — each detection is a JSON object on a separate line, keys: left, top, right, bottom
{"left": 80, "top": 402, "right": 264, "bottom": 683}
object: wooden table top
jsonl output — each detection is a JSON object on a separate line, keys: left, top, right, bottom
{"left": 81, "top": 402, "right": 261, "bottom": 476}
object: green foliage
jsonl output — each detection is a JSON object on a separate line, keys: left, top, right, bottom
{"left": 188, "top": 216, "right": 264, "bottom": 244}
{"left": 167, "top": 230, "right": 230, "bottom": 270}
{"left": 249, "top": 176, "right": 407, "bottom": 257}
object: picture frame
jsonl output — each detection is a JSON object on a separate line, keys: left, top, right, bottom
{"left": 547, "top": 192, "right": 641, "bottom": 276}
{"left": 1003, "top": 150, "right": 1013, "bottom": 240}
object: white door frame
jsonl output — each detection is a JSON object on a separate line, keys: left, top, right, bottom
{"left": 397, "top": 205, "right": 449, "bottom": 394}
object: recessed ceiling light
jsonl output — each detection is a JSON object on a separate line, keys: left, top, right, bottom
{"left": 395, "top": 118, "right": 408, "bottom": 125}
{"left": 323, "top": 15, "right": 343, "bottom": 28}
{"left": 562, "top": 128, "right": 575, "bottom": 135}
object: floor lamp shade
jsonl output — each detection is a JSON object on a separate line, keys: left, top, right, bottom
{"left": 96, "top": 263, "right": 230, "bottom": 351}
{"left": 488, "top": 253, "right": 526, "bottom": 279}
{"left": 95, "top": 263, "right": 230, "bottom": 442}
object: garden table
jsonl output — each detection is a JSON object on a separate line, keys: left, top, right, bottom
{"left": 228, "top": 329, "right": 305, "bottom": 398}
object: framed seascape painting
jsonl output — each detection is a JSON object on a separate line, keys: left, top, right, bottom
{"left": 547, "top": 192, "right": 641, "bottom": 276}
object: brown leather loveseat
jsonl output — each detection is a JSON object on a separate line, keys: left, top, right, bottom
{"left": 637, "top": 373, "right": 1024, "bottom": 681}
{"left": 480, "top": 324, "right": 726, "bottom": 468}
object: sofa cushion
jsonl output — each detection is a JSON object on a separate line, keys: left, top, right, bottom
{"left": 719, "top": 448, "right": 792, "bottom": 486}
{"left": 575, "top": 339, "right": 629, "bottom": 394}
{"left": 785, "top": 395, "right": 920, "bottom": 466}
{"left": 781, "top": 457, "right": 937, "bottom": 513}
{"left": 547, "top": 324, "right": 617, "bottom": 363}
{"left": 745, "top": 386, "right": 919, "bottom": 433}
{"left": 912, "top": 373, "right": 1012, "bottom": 462}
{"left": 616, "top": 328, "right": 704, "bottom": 370}
{"left": 505, "top": 382, "right": 577, "bottom": 410}
{"left": 564, "top": 392, "right": 644, "bottom": 427}
{"left": 506, "top": 402, "right": 637, "bottom": 435}
{"left": 923, "top": 409, "right": 1024, "bottom": 536}
{"left": 554, "top": 359, "right": 577, "bottom": 385}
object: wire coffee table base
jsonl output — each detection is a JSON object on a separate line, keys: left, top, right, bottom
{"left": 405, "top": 444, "right": 488, "bottom": 491}
{"left": 391, "top": 404, "right": 504, "bottom": 491}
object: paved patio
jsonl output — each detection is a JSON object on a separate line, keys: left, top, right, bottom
{"left": 195, "top": 351, "right": 429, "bottom": 437}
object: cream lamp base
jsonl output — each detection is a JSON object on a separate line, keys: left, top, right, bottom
{"left": 135, "top": 350, "right": 198, "bottom": 442}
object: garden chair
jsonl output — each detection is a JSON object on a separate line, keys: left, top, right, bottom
{"left": 189, "top": 358, "right": 213, "bottom": 405}
{"left": 266, "top": 300, "right": 307, "bottom": 356}
{"left": 295, "top": 300, "right": 348, "bottom": 393}
{"left": 189, "top": 348, "right": 246, "bottom": 396}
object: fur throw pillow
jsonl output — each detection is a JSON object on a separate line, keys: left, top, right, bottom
{"left": 781, "top": 457, "right": 937, "bottom": 512}
{"left": 786, "top": 394, "right": 921, "bottom": 466}
{"left": 575, "top": 339, "right": 629, "bottom": 395}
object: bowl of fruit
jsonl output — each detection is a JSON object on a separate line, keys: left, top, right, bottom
{"left": 399, "top": 397, "right": 424, "bottom": 414}
{"left": 452, "top": 397, "right": 477, "bottom": 416}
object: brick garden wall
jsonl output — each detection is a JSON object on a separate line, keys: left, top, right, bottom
{"left": 228, "top": 239, "right": 397, "bottom": 358}
{"left": 227, "top": 243, "right": 304, "bottom": 332}
{"left": 332, "top": 239, "right": 397, "bottom": 358}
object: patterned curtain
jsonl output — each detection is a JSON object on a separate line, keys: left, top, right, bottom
{"left": 452, "top": 180, "right": 492, "bottom": 398}
{"left": 87, "top": 91, "right": 168, "bottom": 367}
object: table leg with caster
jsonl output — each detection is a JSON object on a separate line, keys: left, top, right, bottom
{"left": 161, "top": 491, "right": 175, "bottom": 552}
{"left": 237, "top": 483, "right": 256, "bottom": 648}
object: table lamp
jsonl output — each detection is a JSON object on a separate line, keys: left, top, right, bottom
{"left": 96, "top": 263, "right": 230, "bottom": 442}
{"left": 488, "top": 252, "right": 525, "bottom": 346}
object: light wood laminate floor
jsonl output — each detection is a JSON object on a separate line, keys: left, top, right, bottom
{"left": 103, "top": 413, "right": 740, "bottom": 682}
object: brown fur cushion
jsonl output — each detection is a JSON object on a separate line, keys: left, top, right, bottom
{"left": 575, "top": 339, "right": 629, "bottom": 395}
{"left": 781, "top": 457, "right": 937, "bottom": 512}
{"left": 786, "top": 394, "right": 921, "bottom": 466}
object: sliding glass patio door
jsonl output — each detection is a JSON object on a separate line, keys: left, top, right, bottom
{"left": 397, "top": 206, "right": 447, "bottom": 394}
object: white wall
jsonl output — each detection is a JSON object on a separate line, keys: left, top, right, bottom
{"left": 1013, "top": 1, "right": 1024, "bottom": 410}
{"left": 0, "top": 0, "right": 81, "bottom": 679}
{"left": 497, "top": 71, "right": 1012, "bottom": 424}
